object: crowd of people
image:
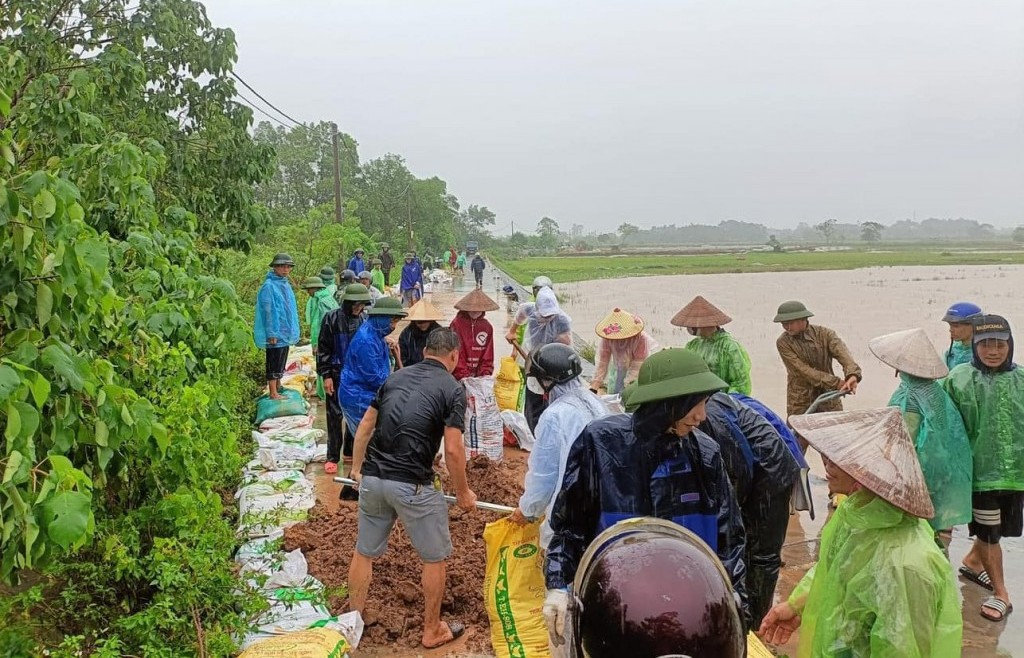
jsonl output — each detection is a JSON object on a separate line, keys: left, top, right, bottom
{"left": 254, "top": 249, "right": 1021, "bottom": 656}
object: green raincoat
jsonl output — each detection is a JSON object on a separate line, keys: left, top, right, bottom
{"left": 888, "top": 373, "right": 973, "bottom": 529}
{"left": 684, "top": 329, "right": 752, "bottom": 394}
{"left": 305, "top": 288, "right": 338, "bottom": 399}
{"left": 943, "top": 341, "right": 972, "bottom": 370}
{"left": 788, "top": 491, "right": 961, "bottom": 657}
{"left": 944, "top": 363, "right": 1024, "bottom": 492}
{"left": 370, "top": 268, "right": 386, "bottom": 293}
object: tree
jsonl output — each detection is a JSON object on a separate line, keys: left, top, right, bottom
{"left": 815, "top": 218, "right": 839, "bottom": 245}
{"left": 860, "top": 221, "right": 884, "bottom": 243}
{"left": 456, "top": 204, "right": 496, "bottom": 242}
{"left": 618, "top": 222, "right": 640, "bottom": 238}
{"left": 355, "top": 153, "right": 414, "bottom": 246}
{"left": 536, "top": 216, "right": 561, "bottom": 250}
{"left": 767, "top": 234, "right": 783, "bottom": 252}
{"left": 1014, "top": 226, "right": 1024, "bottom": 243}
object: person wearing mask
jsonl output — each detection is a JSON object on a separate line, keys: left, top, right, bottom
{"left": 590, "top": 307, "right": 659, "bottom": 395}
{"left": 317, "top": 284, "right": 372, "bottom": 474}
{"left": 399, "top": 300, "right": 444, "bottom": 368}
{"left": 369, "top": 259, "right": 386, "bottom": 295}
{"left": 346, "top": 248, "right": 367, "bottom": 276}
{"left": 449, "top": 288, "right": 498, "bottom": 380}
{"left": 511, "top": 344, "right": 608, "bottom": 550}
{"left": 941, "top": 301, "right": 982, "bottom": 370}
{"left": 760, "top": 408, "right": 962, "bottom": 655}
{"left": 358, "top": 271, "right": 383, "bottom": 305}
{"left": 505, "top": 287, "right": 573, "bottom": 432}
{"left": 944, "top": 314, "right": 1024, "bottom": 622}
{"left": 675, "top": 296, "right": 752, "bottom": 395}
{"left": 869, "top": 328, "right": 972, "bottom": 541}
{"left": 255, "top": 253, "right": 299, "bottom": 400}
{"left": 400, "top": 253, "right": 423, "bottom": 307}
{"left": 531, "top": 275, "right": 553, "bottom": 300}
{"left": 378, "top": 243, "right": 394, "bottom": 287}
{"left": 348, "top": 328, "right": 477, "bottom": 651}
{"left": 341, "top": 298, "right": 407, "bottom": 437}
{"left": 470, "top": 253, "right": 486, "bottom": 288}
{"left": 543, "top": 349, "right": 749, "bottom": 649}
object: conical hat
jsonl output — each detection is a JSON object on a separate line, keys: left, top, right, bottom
{"left": 454, "top": 288, "right": 499, "bottom": 313}
{"left": 868, "top": 328, "right": 948, "bottom": 380}
{"left": 790, "top": 408, "right": 934, "bottom": 519}
{"left": 595, "top": 308, "right": 644, "bottom": 340}
{"left": 406, "top": 299, "right": 445, "bottom": 322}
{"left": 671, "top": 296, "right": 732, "bottom": 328}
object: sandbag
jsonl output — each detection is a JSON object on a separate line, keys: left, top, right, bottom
{"left": 239, "top": 629, "right": 350, "bottom": 658}
{"left": 255, "top": 389, "right": 309, "bottom": 426}
{"left": 240, "top": 605, "right": 363, "bottom": 650}
{"left": 237, "top": 477, "right": 316, "bottom": 538}
{"left": 500, "top": 410, "right": 535, "bottom": 451}
{"left": 494, "top": 356, "right": 524, "bottom": 412}
{"left": 483, "top": 519, "right": 550, "bottom": 658}
{"left": 463, "top": 376, "right": 503, "bottom": 461}
{"left": 259, "top": 414, "right": 315, "bottom": 433}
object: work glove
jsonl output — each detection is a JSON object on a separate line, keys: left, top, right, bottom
{"left": 543, "top": 588, "right": 569, "bottom": 646}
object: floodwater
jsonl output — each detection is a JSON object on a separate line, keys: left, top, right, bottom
{"left": 557, "top": 264, "right": 1024, "bottom": 657}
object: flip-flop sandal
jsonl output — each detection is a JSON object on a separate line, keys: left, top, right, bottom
{"left": 422, "top": 621, "right": 465, "bottom": 649}
{"left": 959, "top": 565, "right": 994, "bottom": 591}
{"left": 324, "top": 462, "right": 338, "bottom": 475}
{"left": 981, "top": 597, "right": 1013, "bottom": 622}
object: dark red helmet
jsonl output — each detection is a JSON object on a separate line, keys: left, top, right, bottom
{"left": 571, "top": 518, "right": 744, "bottom": 658}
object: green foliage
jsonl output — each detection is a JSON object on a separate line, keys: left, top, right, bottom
{"left": 860, "top": 221, "right": 885, "bottom": 243}
{"left": 1013, "top": 226, "right": 1024, "bottom": 243}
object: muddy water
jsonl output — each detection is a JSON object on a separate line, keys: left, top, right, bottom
{"left": 559, "top": 264, "right": 1024, "bottom": 656}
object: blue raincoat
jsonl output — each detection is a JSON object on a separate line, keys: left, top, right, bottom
{"left": 340, "top": 316, "right": 394, "bottom": 432}
{"left": 347, "top": 254, "right": 367, "bottom": 274}
{"left": 254, "top": 271, "right": 299, "bottom": 348}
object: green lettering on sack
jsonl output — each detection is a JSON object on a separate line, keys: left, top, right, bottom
{"left": 512, "top": 543, "right": 538, "bottom": 559}
{"left": 495, "top": 546, "right": 526, "bottom": 657}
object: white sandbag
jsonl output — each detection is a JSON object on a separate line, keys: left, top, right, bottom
{"left": 236, "top": 530, "right": 285, "bottom": 577}
{"left": 251, "top": 431, "right": 319, "bottom": 465}
{"left": 237, "top": 478, "right": 316, "bottom": 538}
{"left": 240, "top": 602, "right": 361, "bottom": 650}
{"left": 463, "top": 376, "right": 503, "bottom": 461}
{"left": 259, "top": 414, "right": 315, "bottom": 433}
{"left": 263, "top": 549, "right": 309, "bottom": 590}
{"left": 500, "top": 410, "right": 535, "bottom": 451}
{"left": 311, "top": 442, "right": 328, "bottom": 463}
{"left": 254, "top": 428, "right": 324, "bottom": 445}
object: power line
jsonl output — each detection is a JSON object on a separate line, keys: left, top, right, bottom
{"left": 235, "top": 92, "right": 291, "bottom": 127}
{"left": 230, "top": 71, "right": 304, "bottom": 127}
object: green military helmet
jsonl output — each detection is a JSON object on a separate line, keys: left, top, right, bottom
{"left": 367, "top": 296, "right": 408, "bottom": 317}
{"left": 404, "top": 252, "right": 414, "bottom": 259}
{"left": 319, "top": 266, "right": 336, "bottom": 284}
{"left": 301, "top": 276, "right": 326, "bottom": 290}
{"left": 342, "top": 283, "right": 372, "bottom": 303}
{"left": 773, "top": 300, "right": 814, "bottom": 323}
{"left": 381, "top": 242, "right": 390, "bottom": 250}
{"left": 621, "top": 349, "right": 727, "bottom": 411}
{"left": 269, "top": 252, "right": 294, "bottom": 267}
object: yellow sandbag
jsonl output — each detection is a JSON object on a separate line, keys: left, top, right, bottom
{"left": 747, "top": 631, "right": 774, "bottom": 658}
{"left": 282, "top": 371, "right": 315, "bottom": 394}
{"left": 483, "top": 519, "right": 551, "bottom": 658}
{"left": 239, "top": 628, "right": 350, "bottom": 658}
{"left": 494, "top": 356, "right": 524, "bottom": 412}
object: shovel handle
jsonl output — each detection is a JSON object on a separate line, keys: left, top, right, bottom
{"left": 508, "top": 339, "right": 529, "bottom": 362}
{"left": 333, "top": 477, "right": 515, "bottom": 514}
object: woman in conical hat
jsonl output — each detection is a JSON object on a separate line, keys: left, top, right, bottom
{"left": 449, "top": 288, "right": 499, "bottom": 380}
{"left": 869, "top": 328, "right": 972, "bottom": 536}
{"left": 590, "top": 307, "right": 659, "bottom": 395}
{"left": 673, "top": 296, "right": 752, "bottom": 395}
{"left": 398, "top": 299, "right": 444, "bottom": 368}
{"left": 760, "top": 408, "right": 962, "bottom": 657}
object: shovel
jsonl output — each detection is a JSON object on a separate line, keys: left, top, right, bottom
{"left": 333, "top": 477, "right": 515, "bottom": 514}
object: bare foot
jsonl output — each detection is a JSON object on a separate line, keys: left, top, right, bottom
{"left": 269, "top": 393, "right": 286, "bottom": 400}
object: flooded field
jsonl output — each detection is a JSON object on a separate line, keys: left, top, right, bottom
{"left": 559, "top": 264, "right": 1024, "bottom": 656}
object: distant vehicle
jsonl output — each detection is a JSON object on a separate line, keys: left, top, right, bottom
{"left": 466, "top": 240, "right": 479, "bottom": 255}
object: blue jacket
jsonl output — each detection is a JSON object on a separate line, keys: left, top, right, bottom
{"left": 400, "top": 261, "right": 423, "bottom": 291}
{"left": 730, "top": 393, "right": 808, "bottom": 469}
{"left": 340, "top": 316, "right": 393, "bottom": 426}
{"left": 347, "top": 255, "right": 367, "bottom": 274}
{"left": 545, "top": 413, "right": 748, "bottom": 617}
{"left": 254, "top": 271, "right": 299, "bottom": 348}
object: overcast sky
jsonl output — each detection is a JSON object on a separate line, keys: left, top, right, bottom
{"left": 205, "top": 1, "right": 1024, "bottom": 234}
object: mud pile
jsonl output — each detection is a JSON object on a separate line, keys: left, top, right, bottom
{"left": 284, "top": 454, "right": 528, "bottom": 653}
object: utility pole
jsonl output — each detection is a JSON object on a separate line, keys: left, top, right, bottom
{"left": 407, "top": 189, "right": 414, "bottom": 251}
{"left": 331, "top": 122, "right": 343, "bottom": 223}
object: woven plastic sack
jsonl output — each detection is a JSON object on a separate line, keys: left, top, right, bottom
{"left": 494, "top": 356, "right": 524, "bottom": 412}
{"left": 483, "top": 519, "right": 550, "bottom": 658}
{"left": 500, "top": 410, "right": 535, "bottom": 451}
{"left": 464, "top": 376, "right": 503, "bottom": 461}
{"left": 255, "top": 389, "right": 309, "bottom": 426}
{"left": 259, "top": 414, "right": 315, "bottom": 433}
{"left": 239, "top": 629, "right": 350, "bottom": 658}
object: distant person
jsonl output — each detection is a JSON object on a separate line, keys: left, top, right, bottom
{"left": 378, "top": 243, "right": 394, "bottom": 287}
{"left": 320, "top": 266, "right": 337, "bottom": 299}
{"left": 347, "top": 248, "right": 367, "bottom": 276}
{"left": 506, "top": 287, "right": 573, "bottom": 431}
{"left": 369, "top": 259, "right": 386, "bottom": 294}
{"left": 302, "top": 275, "right": 338, "bottom": 399}
{"left": 335, "top": 269, "right": 357, "bottom": 305}
{"left": 761, "top": 408, "right": 961, "bottom": 655}
{"left": 590, "top": 308, "right": 658, "bottom": 395}
{"left": 358, "top": 270, "right": 383, "bottom": 304}
{"left": 340, "top": 298, "right": 407, "bottom": 437}
{"left": 448, "top": 246, "right": 457, "bottom": 272}
{"left": 399, "top": 300, "right": 444, "bottom": 368}
{"left": 254, "top": 253, "right": 299, "bottom": 400}
{"left": 400, "top": 252, "right": 423, "bottom": 307}
{"left": 941, "top": 301, "right": 982, "bottom": 370}
{"left": 455, "top": 250, "right": 466, "bottom": 274}
{"left": 944, "top": 314, "right": 1024, "bottom": 622}
{"left": 449, "top": 288, "right": 499, "bottom": 380}
{"left": 348, "top": 328, "right": 476, "bottom": 651}
{"left": 674, "top": 296, "right": 752, "bottom": 395}
{"left": 532, "top": 275, "right": 553, "bottom": 300}
{"left": 773, "top": 300, "right": 862, "bottom": 427}
{"left": 470, "top": 253, "right": 486, "bottom": 288}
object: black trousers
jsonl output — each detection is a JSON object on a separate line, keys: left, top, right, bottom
{"left": 325, "top": 389, "right": 345, "bottom": 463}
{"left": 524, "top": 388, "right": 548, "bottom": 433}
{"left": 265, "top": 345, "right": 289, "bottom": 381}
{"left": 743, "top": 487, "right": 792, "bottom": 629}
{"left": 383, "top": 269, "right": 391, "bottom": 286}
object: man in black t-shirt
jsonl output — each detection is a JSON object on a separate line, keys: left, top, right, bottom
{"left": 348, "top": 327, "right": 478, "bottom": 650}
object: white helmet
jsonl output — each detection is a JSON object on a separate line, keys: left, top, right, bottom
{"left": 532, "top": 275, "right": 553, "bottom": 290}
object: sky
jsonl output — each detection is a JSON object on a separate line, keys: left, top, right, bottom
{"left": 204, "top": 1, "right": 1024, "bottom": 234}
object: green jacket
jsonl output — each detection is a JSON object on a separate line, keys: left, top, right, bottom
{"left": 370, "top": 269, "right": 385, "bottom": 293}
{"left": 888, "top": 374, "right": 972, "bottom": 529}
{"left": 305, "top": 288, "right": 339, "bottom": 346}
{"left": 788, "top": 491, "right": 961, "bottom": 657}
{"left": 944, "top": 362, "right": 1024, "bottom": 492}
{"left": 943, "top": 341, "right": 972, "bottom": 371}
{"left": 684, "top": 329, "right": 752, "bottom": 394}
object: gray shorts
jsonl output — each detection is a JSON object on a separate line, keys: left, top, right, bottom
{"left": 356, "top": 475, "right": 452, "bottom": 563}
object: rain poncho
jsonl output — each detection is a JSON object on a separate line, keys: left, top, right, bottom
{"left": 944, "top": 362, "right": 1024, "bottom": 492}
{"left": 944, "top": 341, "right": 972, "bottom": 370}
{"left": 787, "top": 490, "right": 962, "bottom": 657}
{"left": 254, "top": 271, "right": 299, "bottom": 348}
{"left": 400, "top": 261, "right": 423, "bottom": 291}
{"left": 346, "top": 254, "right": 366, "bottom": 274}
{"left": 456, "top": 252, "right": 466, "bottom": 268}
{"left": 592, "top": 333, "right": 659, "bottom": 394}
{"left": 888, "top": 373, "right": 972, "bottom": 529}
{"left": 340, "top": 316, "right": 394, "bottom": 432}
{"left": 685, "top": 329, "right": 752, "bottom": 394}
{"left": 518, "top": 380, "right": 608, "bottom": 548}
{"left": 305, "top": 288, "right": 338, "bottom": 347}
{"left": 513, "top": 287, "right": 572, "bottom": 353}
{"left": 370, "top": 268, "right": 385, "bottom": 293}
{"left": 545, "top": 409, "right": 748, "bottom": 623}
